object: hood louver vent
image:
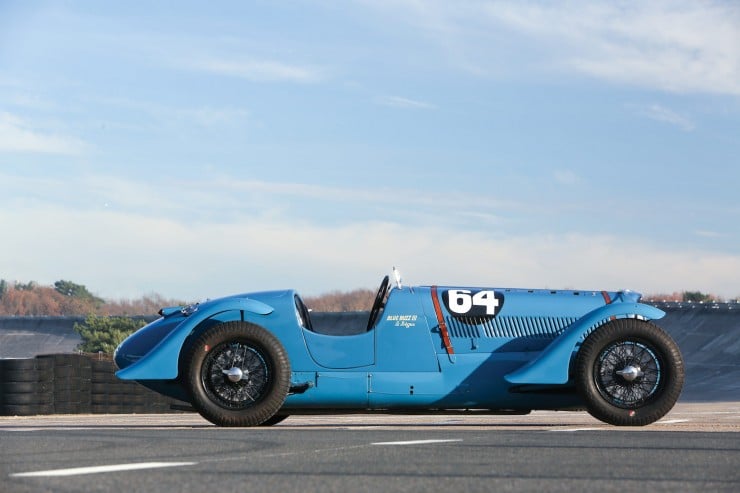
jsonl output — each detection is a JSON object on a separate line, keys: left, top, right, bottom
{"left": 446, "top": 316, "right": 577, "bottom": 339}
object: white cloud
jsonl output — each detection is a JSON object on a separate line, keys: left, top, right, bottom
{"left": 366, "top": 0, "right": 740, "bottom": 96}
{"left": 633, "top": 104, "right": 695, "bottom": 131}
{"left": 376, "top": 96, "right": 437, "bottom": 110}
{"left": 89, "top": 96, "right": 250, "bottom": 129}
{"left": 553, "top": 170, "right": 583, "bottom": 186}
{"left": 187, "top": 58, "right": 324, "bottom": 83}
{"left": 0, "top": 112, "right": 88, "bottom": 155}
{"left": 2, "top": 172, "right": 737, "bottom": 299}
{"left": 0, "top": 172, "right": 518, "bottom": 231}
{"left": 694, "top": 230, "right": 724, "bottom": 239}
{"left": 179, "top": 107, "right": 250, "bottom": 127}
{"left": 1, "top": 204, "right": 738, "bottom": 300}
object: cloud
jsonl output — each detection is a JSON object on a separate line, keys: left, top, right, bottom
{"left": 633, "top": 104, "right": 695, "bottom": 131}
{"left": 179, "top": 107, "right": 250, "bottom": 127}
{"left": 187, "top": 58, "right": 324, "bottom": 83}
{"left": 88, "top": 96, "right": 250, "bottom": 129}
{"left": 0, "top": 112, "right": 88, "bottom": 155}
{"left": 553, "top": 170, "right": 583, "bottom": 186}
{"left": 548, "top": 2, "right": 740, "bottom": 95}
{"left": 376, "top": 96, "right": 437, "bottom": 110}
{"left": 694, "top": 230, "right": 724, "bottom": 239}
{"left": 2, "top": 172, "right": 737, "bottom": 299}
{"left": 365, "top": 1, "right": 740, "bottom": 96}
{"left": 0, "top": 172, "right": 517, "bottom": 232}
{"left": 1, "top": 203, "right": 738, "bottom": 300}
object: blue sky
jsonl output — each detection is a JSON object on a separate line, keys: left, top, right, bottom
{"left": 1, "top": 1, "right": 739, "bottom": 301}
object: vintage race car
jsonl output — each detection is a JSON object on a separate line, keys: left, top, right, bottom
{"left": 114, "top": 269, "right": 684, "bottom": 427}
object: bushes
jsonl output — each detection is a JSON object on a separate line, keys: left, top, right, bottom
{"left": 73, "top": 314, "right": 147, "bottom": 354}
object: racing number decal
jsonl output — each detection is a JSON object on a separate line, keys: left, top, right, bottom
{"left": 442, "top": 289, "right": 504, "bottom": 320}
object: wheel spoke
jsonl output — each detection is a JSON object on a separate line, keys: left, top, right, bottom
{"left": 595, "top": 340, "right": 662, "bottom": 408}
{"left": 202, "top": 341, "right": 270, "bottom": 410}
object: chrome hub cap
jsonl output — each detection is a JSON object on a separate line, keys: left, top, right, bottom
{"left": 615, "top": 365, "right": 644, "bottom": 382}
{"left": 222, "top": 367, "right": 245, "bottom": 383}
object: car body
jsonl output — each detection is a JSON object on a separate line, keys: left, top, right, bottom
{"left": 115, "top": 271, "right": 684, "bottom": 426}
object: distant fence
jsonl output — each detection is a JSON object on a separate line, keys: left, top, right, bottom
{"left": 0, "top": 354, "right": 183, "bottom": 417}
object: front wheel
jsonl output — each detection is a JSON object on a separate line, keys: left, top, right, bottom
{"left": 259, "top": 414, "right": 290, "bottom": 426}
{"left": 575, "top": 318, "right": 684, "bottom": 426}
{"left": 185, "top": 321, "right": 291, "bottom": 427}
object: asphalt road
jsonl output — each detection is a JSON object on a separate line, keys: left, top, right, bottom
{"left": 1, "top": 403, "right": 739, "bottom": 493}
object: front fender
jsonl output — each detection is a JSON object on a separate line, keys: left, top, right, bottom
{"left": 504, "top": 302, "right": 665, "bottom": 385}
{"left": 116, "top": 298, "right": 274, "bottom": 380}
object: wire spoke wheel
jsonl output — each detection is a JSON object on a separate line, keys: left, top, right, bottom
{"left": 186, "top": 321, "right": 290, "bottom": 427}
{"left": 576, "top": 318, "right": 684, "bottom": 426}
{"left": 595, "top": 341, "right": 661, "bottom": 408}
{"left": 202, "top": 341, "right": 270, "bottom": 410}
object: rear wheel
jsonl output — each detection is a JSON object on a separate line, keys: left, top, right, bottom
{"left": 575, "top": 318, "right": 684, "bottom": 426}
{"left": 185, "top": 321, "right": 290, "bottom": 427}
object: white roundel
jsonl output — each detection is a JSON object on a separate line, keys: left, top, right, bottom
{"left": 442, "top": 289, "right": 505, "bottom": 319}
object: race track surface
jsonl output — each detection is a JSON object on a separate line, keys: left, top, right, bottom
{"left": 2, "top": 402, "right": 738, "bottom": 493}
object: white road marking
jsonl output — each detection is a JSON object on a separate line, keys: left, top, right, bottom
{"left": 371, "top": 439, "right": 462, "bottom": 446}
{"left": 11, "top": 462, "right": 196, "bottom": 478}
{"left": 658, "top": 419, "right": 690, "bottom": 424}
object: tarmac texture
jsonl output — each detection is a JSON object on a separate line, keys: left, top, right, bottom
{"left": 1, "top": 403, "right": 738, "bottom": 493}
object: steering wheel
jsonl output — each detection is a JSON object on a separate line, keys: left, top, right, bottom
{"left": 294, "top": 295, "right": 313, "bottom": 332}
{"left": 367, "top": 275, "right": 390, "bottom": 331}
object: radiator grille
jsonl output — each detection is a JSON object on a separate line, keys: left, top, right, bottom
{"left": 446, "top": 316, "right": 576, "bottom": 339}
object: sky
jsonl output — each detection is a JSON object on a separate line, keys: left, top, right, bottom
{"left": 1, "top": 0, "right": 739, "bottom": 301}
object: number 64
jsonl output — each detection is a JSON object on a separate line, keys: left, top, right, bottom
{"left": 447, "top": 289, "right": 499, "bottom": 315}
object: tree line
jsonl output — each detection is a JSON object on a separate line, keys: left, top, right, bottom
{"left": 0, "top": 279, "right": 185, "bottom": 317}
{"left": 0, "top": 278, "right": 732, "bottom": 318}
{"left": 1, "top": 279, "right": 731, "bottom": 355}
{"left": 0, "top": 279, "right": 377, "bottom": 317}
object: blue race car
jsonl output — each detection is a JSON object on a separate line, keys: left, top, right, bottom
{"left": 115, "top": 269, "right": 684, "bottom": 427}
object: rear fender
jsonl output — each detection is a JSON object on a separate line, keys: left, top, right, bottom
{"left": 116, "top": 298, "right": 274, "bottom": 380}
{"left": 504, "top": 303, "right": 665, "bottom": 385}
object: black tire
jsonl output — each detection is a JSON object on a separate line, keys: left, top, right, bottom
{"left": 91, "top": 383, "right": 110, "bottom": 394}
{"left": 0, "top": 404, "right": 39, "bottom": 416}
{"left": 259, "top": 414, "right": 289, "bottom": 426}
{"left": 54, "top": 403, "right": 81, "bottom": 414}
{"left": 0, "top": 359, "right": 38, "bottom": 371}
{"left": 0, "top": 369, "right": 42, "bottom": 383}
{"left": 37, "top": 392, "right": 54, "bottom": 405}
{"left": 0, "top": 393, "right": 39, "bottom": 405}
{"left": 0, "top": 382, "right": 38, "bottom": 394}
{"left": 185, "top": 321, "right": 290, "bottom": 427}
{"left": 53, "top": 379, "right": 82, "bottom": 392}
{"left": 54, "top": 389, "right": 84, "bottom": 403}
{"left": 53, "top": 366, "right": 78, "bottom": 378}
{"left": 575, "top": 318, "right": 684, "bottom": 426}
{"left": 33, "top": 357, "right": 54, "bottom": 370}
{"left": 92, "top": 360, "right": 115, "bottom": 372}
{"left": 37, "top": 403, "right": 54, "bottom": 415}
